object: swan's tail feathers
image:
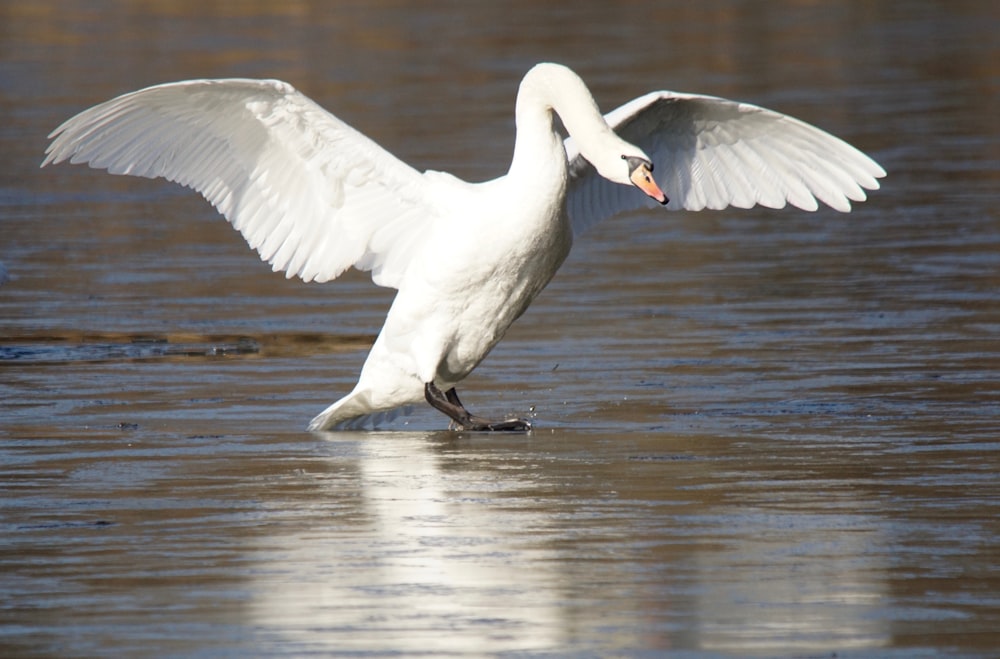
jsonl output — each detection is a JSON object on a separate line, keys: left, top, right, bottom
{"left": 307, "top": 389, "right": 414, "bottom": 431}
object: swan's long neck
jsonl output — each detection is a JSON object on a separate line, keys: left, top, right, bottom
{"left": 509, "top": 63, "right": 625, "bottom": 184}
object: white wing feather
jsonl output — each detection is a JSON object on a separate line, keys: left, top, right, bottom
{"left": 566, "top": 91, "right": 886, "bottom": 235}
{"left": 42, "top": 79, "right": 435, "bottom": 288}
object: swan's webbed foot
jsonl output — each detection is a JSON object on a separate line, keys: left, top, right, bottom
{"left": 424, "top": 382, "right": 532, "bottom": 432}
{"left": 481, "top": 418, "right": 532, "bottom": 431}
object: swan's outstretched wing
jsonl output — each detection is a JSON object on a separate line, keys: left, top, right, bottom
{"left": 565, "top": 91, "right": 886, "bottom": 235}
{"left": 42, "top": 79, "right": 435, "bottom": 288}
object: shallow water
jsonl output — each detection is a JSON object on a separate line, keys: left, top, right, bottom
{"left": 2, "top": 1, "right": 999, "bottom": 656}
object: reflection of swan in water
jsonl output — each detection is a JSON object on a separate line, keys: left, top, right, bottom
{"left": 42, "top": 63, "right": 884, "bottom": 430}
{"left": 242, "top": 434, "right": 890, "bottom": 654}
{"left": 247, "top": 433, "right": 566, "bottom": 654}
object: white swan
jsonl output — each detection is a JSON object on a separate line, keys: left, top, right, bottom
{"left": 42, "top": 62, "right": 885, "bottom": 431}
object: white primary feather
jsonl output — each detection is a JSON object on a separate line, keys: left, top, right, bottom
{"left": 565, "top": 91, "right": 886, "bottom": 236}
{"left": 43, "top": 78, "right": 435, "bottom": 288}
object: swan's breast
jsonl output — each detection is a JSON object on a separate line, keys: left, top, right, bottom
{"left": 381, "top": 169, "right": 572, "bottom": 384}
{"left": 440, "top": 186, "right": 572, "bottom": 379}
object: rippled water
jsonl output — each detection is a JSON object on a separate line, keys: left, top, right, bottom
{"left": 2, "top": 1, "right": 998, "bottom": 656}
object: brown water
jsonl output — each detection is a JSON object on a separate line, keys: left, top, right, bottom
{"left": 2, "top": 1, "right": 999, "bottom": 656}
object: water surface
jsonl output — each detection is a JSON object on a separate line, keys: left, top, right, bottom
{"left": 1, "top": 1, "right": 998, "bottom": 656}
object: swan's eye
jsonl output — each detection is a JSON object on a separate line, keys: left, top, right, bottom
{"left": 624, "top": 155, "right": 653, "bottom": 179}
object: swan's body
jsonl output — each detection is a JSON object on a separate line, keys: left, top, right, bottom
{"left": 42, "top": 63, "right": 885, "bottom": 431}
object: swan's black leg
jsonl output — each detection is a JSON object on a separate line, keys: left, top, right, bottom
{"left": 424, "top": 382, "right": 474, "bottom": 426}
{"left": 424, "top": 382, "right": 531, "bottom": 432}
{"left": 444, "top": 387, "right": 464, "bottom": 408}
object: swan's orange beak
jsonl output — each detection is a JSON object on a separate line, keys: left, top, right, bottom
{"left": 629, "top": 162, "right": 668, "bottom": 205}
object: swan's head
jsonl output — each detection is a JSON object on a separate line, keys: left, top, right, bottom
{"left": 585, "top": 136, "right": 668, "bottom": 205}
{"left": 622, "top": 155, "right": 668, "bottom": 205}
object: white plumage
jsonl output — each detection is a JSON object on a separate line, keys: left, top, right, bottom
{"left": 42, "top": 63, "right": 885, "bottom": 431}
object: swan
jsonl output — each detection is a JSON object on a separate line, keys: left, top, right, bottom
{"left": 42, "top": 62, "right": 885, "bottom": 431}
